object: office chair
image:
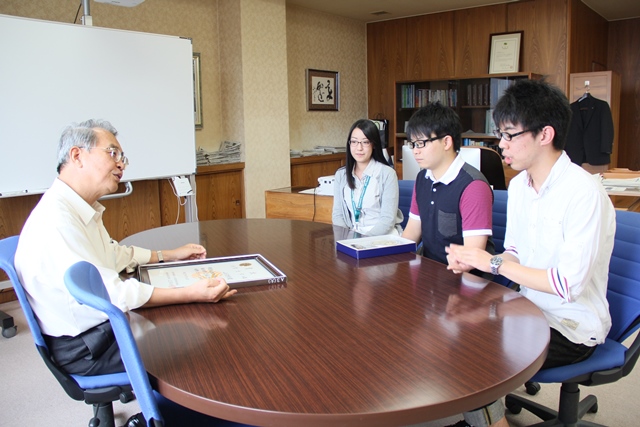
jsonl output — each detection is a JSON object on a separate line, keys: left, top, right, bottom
{"left": 478, "top": 146, "right": 507, "bottom": 190}
{"left": 64, "top": 261, "right": 252, "bottom": 427}
{"left": 505, "top": 209, "right": 640, "bottom": 426}
{"left": 461, "top": 146, "right": 507, "bottom": 190}
{"left": 398, "top": 180, "right": 414, "bottom": 229}
{"left": 0, "top": 305, "right": 16, "bottom": 338}
{"left": 0, "top": 235, "right": 134, "bottom": 427}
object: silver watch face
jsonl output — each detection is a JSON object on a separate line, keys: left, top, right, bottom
{"left": 490, "top": 256, "right": 503, "bottom": 274}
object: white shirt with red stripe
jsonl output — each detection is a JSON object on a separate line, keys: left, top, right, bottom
{"left": 504, "top": 152, "right": 615, "bottom": 346}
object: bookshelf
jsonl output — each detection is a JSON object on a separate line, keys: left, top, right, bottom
{"left": 393, "top": 72, "right": 541, "bottom": 178}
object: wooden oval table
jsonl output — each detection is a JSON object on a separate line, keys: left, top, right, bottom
{"left": 122, "top": 219, "right": 549, "bottom": 427}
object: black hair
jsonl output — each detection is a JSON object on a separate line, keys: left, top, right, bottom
{"left": 493, "top": 78, "right": 572, "bottom": 150}
{"left": 344, "top": 119, "right": 391, "bottom": 190}
{"left": 405, "top": 102, "right": 463, "bottom": 151}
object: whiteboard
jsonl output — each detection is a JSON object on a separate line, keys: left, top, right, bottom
{"left": 0, "top": 14, "right": 196, "bottom": 197}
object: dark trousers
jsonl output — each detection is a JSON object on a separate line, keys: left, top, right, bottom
{"left": 44, "top": 321, "right": 125, "bottom": 376}
{"left": 541, "top": 327, "right": 597, "bottom": 370}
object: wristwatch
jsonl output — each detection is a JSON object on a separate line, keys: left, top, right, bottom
{"left": 490, "top": 255, "right": 503, "bottom": 275}
{"left": 156, "top": 250, "right": 164, "bottom": 263}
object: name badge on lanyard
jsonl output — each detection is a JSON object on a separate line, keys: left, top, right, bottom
{"left": 351, "top": 175, "right": 371, "bottom": 223}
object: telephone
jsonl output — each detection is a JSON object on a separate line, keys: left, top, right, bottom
{"left": 316, "top": 175, "right": 335, "bottom": 196}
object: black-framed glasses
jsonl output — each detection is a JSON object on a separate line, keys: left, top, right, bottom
{"left": 96, "top": 147, "right": 129, "bottom": 166}
{"left": 493, "top": 128, "right": 533, "bottom": 141}
{"left": 406, "top": 135, "right": 446, "bottom": 149}
{"left": 349, "top": 139, "right": 371, "bottom": 146}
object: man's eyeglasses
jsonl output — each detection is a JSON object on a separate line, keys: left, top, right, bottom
{"left": 96, "top": 147, "right": 129, "bottom": 166}
{"left": 493, "top": 129, "right": 533, "bottom": 142}
{"left": 406, "top": 135, "right": 445, "bottom": 149}
{"left": 349, "top": 139, "right": 371, "bottom": 146}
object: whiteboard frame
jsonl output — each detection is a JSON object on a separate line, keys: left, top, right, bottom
{"left": 0, "top": 14, "right": 197, "bottom": 197}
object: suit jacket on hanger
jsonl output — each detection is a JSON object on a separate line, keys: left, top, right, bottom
{"left": 565, "top": 94, "right": 614, "bottom": 166}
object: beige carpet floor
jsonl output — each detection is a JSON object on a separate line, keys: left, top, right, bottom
{"left": 1, "top": 299, "right": 639, "bottom": 427}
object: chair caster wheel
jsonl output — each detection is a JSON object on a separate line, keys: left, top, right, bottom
{"left": 525, "top": 381, "right": 541, "bottom": 395}
{"left": 506, "top": 402, "right": 522, "bottom": 414}
{"left": 2, "top": 325, "right": 17, "bottom": 338}
{"left": 589, "top": 402, "right": 598, "bottom": 413}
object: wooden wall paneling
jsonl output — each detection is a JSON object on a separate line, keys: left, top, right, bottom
{"left": 567, "top": 0, "right": 608, "bottom": 75}
{"left": 0, "top": 193, "right": 40, "bottom": 283}
{"left": 453, "top": 4, "right": 507, "bottom": 77}
{"left": 0, "top": 194, "right": 40, "bottom": 240}
{"left": 367, "top": 20, "right": 407, "bottom": 152}
{"left": 405, "top": 12, "right": 455, "bottom": 80}
{"left": 101, "top": 180, "right": 161, "bottom": 242}
{"left": 507, "top": 0, "right": 568, "bottom": 91}
{"left": 608, "top": 18, "right": 640, "bottom": 171}
{"left": 367, "top": 23, "right": 392, "bottom": 121}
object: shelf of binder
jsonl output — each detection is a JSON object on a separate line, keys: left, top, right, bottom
{"left": 399, "top": 85, "right": 458, "bottom": 109}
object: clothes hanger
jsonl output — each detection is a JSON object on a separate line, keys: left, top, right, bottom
{"left": 578, "top": 80, "right": 590, "bottom": 102}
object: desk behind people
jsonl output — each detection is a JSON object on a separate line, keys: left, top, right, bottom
{"left": 122, "top": 219, "right": 549, "bottom": 427}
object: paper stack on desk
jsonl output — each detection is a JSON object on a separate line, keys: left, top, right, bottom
{"left": 196, "top": 140, "right": 241, "bottom": 165}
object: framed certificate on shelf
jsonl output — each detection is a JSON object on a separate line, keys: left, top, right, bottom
{"left": 488, "top": 31, "right": 523, "bottom": 74}
{"left": 138, "top": 254, "right": 286, "bottom": 289}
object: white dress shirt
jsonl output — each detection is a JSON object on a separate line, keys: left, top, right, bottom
{"left": 15, "top": 178, "right": 154, "bottom": 337}
{"left": 504, "top": 152, "right": 615, "bottom": 345}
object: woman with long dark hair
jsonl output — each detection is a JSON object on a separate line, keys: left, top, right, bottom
{"left": 332, "top": 119, "right": 403, "bottom": 235}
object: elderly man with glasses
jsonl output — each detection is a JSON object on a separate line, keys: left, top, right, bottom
{"left": 15, "top": 119, "right": 236, "bottom": 377}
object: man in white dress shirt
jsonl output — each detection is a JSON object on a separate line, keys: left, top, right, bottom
{"left": 445, "top": 79, "right": 615, "bottom": 427}
{"left": 15, "top": 119, "right": 236, "bottom": 376}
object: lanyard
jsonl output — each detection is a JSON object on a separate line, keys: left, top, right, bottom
{"left": 351, "top": 175, "right": 371, "bottom": 223}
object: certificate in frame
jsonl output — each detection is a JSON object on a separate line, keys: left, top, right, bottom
{"left": 138, "top": 254, "right": 286, "bottom": 289}
{"left": 488, "top": 31, "right": 523, "bottom": 74}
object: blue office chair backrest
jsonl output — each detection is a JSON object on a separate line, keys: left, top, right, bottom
{"left": 0, "top": 236, "right": 45, "bottom": 347}
{"left": 64, "top": 261, "right": 164, "bottom": 426}
{"left": 605, "top": 210, "right": 640, "bottom": 342}
{"left": 492, "top": 189, "right": 508, "bottom": 254}
{"left": 0, "top": 235, "right": 132, "bottom": 426}
{"left": 398, "top": 180, "right": 414, "bottom": 229}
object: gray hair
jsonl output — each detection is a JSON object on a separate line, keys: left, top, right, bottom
{"left": 56, "top": 119, "right": 118, "bottom": 173}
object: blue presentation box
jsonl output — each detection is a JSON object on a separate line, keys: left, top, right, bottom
{"left": 336, "top": 235, "right": 417, "bottom": 260}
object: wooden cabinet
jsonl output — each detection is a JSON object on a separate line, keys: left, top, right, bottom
{"left": 160, "top": 163, "right": 245, "bottom": 224}
{"left": 568, "top": 71, "right": 621, "bottom": 169}
{"left": 265, "top": 187, "right": 333, "bottom": 224}
{"left": 290, "top": 153, "right": 345, "bottom": 187}
{"left": 393, "top": 72, "right": 540, "bottom": 179}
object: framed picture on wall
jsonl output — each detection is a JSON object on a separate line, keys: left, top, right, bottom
{"left": 488, "top": 31, "right": 523, "bottom": 74}
{"left": 193, "top": 53, "right": 203, "bottom": 129}
{"left": 306, "top": 69, "right": 339, "bottom": 111}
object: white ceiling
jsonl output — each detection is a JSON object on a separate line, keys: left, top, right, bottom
{"left": 286, "top": 0, "right": 640, "bottom": 22}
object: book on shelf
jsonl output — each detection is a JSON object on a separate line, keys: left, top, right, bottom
{"left": 400, "top": 85, "right": 457, "bottom": 108}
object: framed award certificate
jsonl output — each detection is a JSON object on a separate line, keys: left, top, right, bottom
{"left": 489, "top": 32, "right": 523, "bottom": 74}
{"left": 138, "top": 254, "right": 287, "bottom": 289}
